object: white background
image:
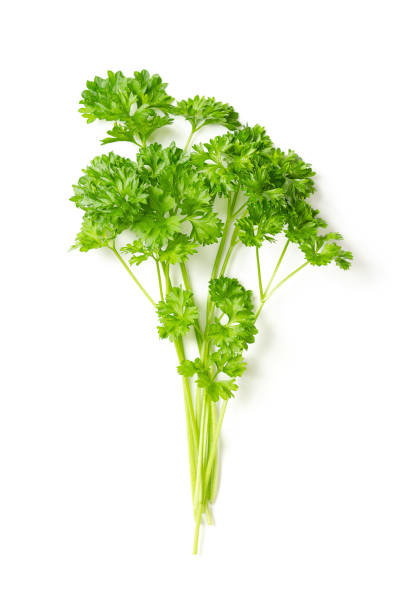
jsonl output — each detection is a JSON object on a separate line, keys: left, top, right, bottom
{"left": 1, "top": 1, "right": 404, "bottom": 610}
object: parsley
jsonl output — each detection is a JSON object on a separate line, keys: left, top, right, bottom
{"left": 70, "top": 69, "right": 353, "bottom": 554}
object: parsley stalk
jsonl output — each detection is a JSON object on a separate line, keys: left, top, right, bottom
{"left": 110, "top": 244, "right": 156, "bottom": 306}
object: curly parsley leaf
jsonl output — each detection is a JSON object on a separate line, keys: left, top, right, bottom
{"left": 121, "top": 240, "right": 156, "bottom": 265}
{"left": 159, "top": 234, "right": 199, "bottom": 265}
{"left": 71, "top": 217, "right": 116, "bottom": 252}
{"left": 157, "top": 287, "right": 199, "bottom": 341}
{"left": 207, "top": 276, "right": 257, "bottom": 359}
{"left": 177, "top": 358, "right": 238, "bottom": 401}
{"left": 133, "top": 186, "right": 181, "bottom": 248}
{"left": 237, "top": 200, "right": 285, "bottom": 247}
{"left": 299, "top": 233, "right": 353, "bottom": 269}
{"left": 174, "top": 95, "right": 241, "bottom": 131}
{"left": 79, "top": 70, "right": 174, "bottom": 145}
{"left": 70, "top": 152, "right": 148, "bottom": 234}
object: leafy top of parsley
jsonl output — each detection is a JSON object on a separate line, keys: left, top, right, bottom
{"left": 79, "top": 70, "right": 175, "bottom": 145}
{"left": 72, "top": 69, "right": 353, "bottom": 358}
{"left": 174, "top": 95, "right": 241, "bottom": 131}
{"left": 157, "top": 287, "right": 199, "bottom": 341}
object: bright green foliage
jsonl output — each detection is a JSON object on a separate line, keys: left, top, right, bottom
{"left": 207, "top": 277, "right": 257, "bottom": 354}
{"left": 237, "top": 200, "right": 285, "bottom": 247}
{"left": 157, "top": 287, "right": 199, "bottom": 340}
{"left": 71, "top": 217, "right": 115, "bottom": 252}
{"left": 174, "top": 95, "right": 241, "bottom": 131}
{"left": 177, "top": 357, "right": 239, "bottom": 401}
{"left": 71, "top": 69, "right": 353, "bottom": 554}
{"left": 299, "top": 232, "right": 353, "bottom": 269}
{"left": 79, "top": 70, "right": 174, "bottom": 145}
{"left": 177, "top": 277, "right": 257, "bottom": 401}
{"left": 121, "top": 239, "right": 156, "bottom": 265}
{"left": 159, "top": 234, "right": 198, "bottom": 264}
{"left": 70, "top": 152, "right": 148, "bottom": 237}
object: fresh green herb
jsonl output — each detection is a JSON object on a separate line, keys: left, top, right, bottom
{"left": 71, "top": 70, "right": 353, "bottom": 553}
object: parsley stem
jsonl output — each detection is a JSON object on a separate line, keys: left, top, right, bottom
{"left": 263, "top": 239, "right": 290, "bottom": 297}
{"left": 193, "top": 392, "right": 209, "bottom": 553}
{"left": 194, "top": 394, "right": 209, "bottom": 506}
{"left": 193, "top": 505, "right": 203, "bottom": 555}
{"left": 180, "top": 262, "right": 203, "bottom": 351}
{"left": 207, "top": 400, "right": 219, "bottom": 503}
{"left": 163, "top": 263, "right": 172, "bottom": 294}
{"left": 204, "top": 399, "right": 228, "bottom": 492}
{"left": 256, "top": 246, "right": 264, "bottom": 300}
{"left": 175, "top": 340, "right": 198, "bottom": 470}
{"left": 211, "top": 197, "right": 233, "bottom": 280}
{"left": 184, "top": 128, "right": 195, "bottom": 152}
{"left": 266, "top": 262, "right": 309, "bottom": 300}
{"left": 110, "top": 245, "right": 156, "bottom": 306}
{"left": 255, "top": 261, "right": 309, "bottom": 320}
{"left": 218, "top": 228, "right": 239, "bottom": 277}
{"left": 203, "top": 191, "right": 237, "bottom": 338}
{"left": 156, "top": 261, "right": 164, "bottom": 301}
{"left": 232, "top": 202, "right": 247, "bottom": 219}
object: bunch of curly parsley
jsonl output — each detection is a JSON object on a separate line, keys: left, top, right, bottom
{"left": 70, "top": 70, "right": 353, "bottom": 553}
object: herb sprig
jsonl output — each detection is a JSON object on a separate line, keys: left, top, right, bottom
{"left": 71, "top": 69, "right": 352, "bottom": 553}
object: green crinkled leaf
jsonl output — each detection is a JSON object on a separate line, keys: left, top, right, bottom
{"left": 207, "top": 276, "right": 257, "bottom": 359}
{"left": 159, "top": 234, "right": 198, "bottom": 264}
{"left": 177, "top": 359, "right": 199, "bottom": 377}
{"left": 189, "top": 212, "right": 223, "bottom": 245}
{"left": 70, "top": 152, "right": 148, "bottom": 234}
{"left": 157, "top": 287, "right": 199, "bottom": 341}
{"left": 101, "top": 112, "right": 173, "bottom": 146}
{"left": 121, "top": 240, "right": 156, "bottom": 265}
{"left": 299, "top": 233, "right": 353, "bottom": 269}
{"left": 237, "top": 200, "right": 285, "bottom": 247}
{"left": 79, "top": 70, "right": 174, "bottom": 144}
{"left": 195, "top": 370, "right": 238, "bottom": 402}
{"left": 211, "top": 352, "right": 247, "bottom": 378}
{"left": 174, "top": 95, "right": 241, "bottom": 131}
{"left": 71, "top": 217, "right": 116, "bottom": 252}
{"left": 80, "top": 70, "right": 174, "bottom": 122}
{"left": 209, "top": 277, "right": 255, "bottom": 322}
{"left": 132, "top": 186, "right": 181, "bottom": 248}
{"left": 136, "top": 142, "right": 185, "bottom": 180}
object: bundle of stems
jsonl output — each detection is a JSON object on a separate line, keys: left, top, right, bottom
{"left": 112, "top": 194, "right": 311, "bottom": 553}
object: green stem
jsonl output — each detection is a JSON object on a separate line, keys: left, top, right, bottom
{"left": 255, "top": 261, "right": 309, "bottom": 321}
{"left": 162, "top": 261, "right": 198, "bottom": 500}
{"left": 263, "top": 239, "right": 290, "bottom": 297}
{"left": 232, "top": 202, "right": 247, "bottom": 219}
{"left": 110, "top": 245, "right": 156, "bottom": 307}
{"left": 211, "top": 197, "right": 233, "bottom": 280}
{"left": 180, "top": 261, "right": 203, "bottom": 351}
{"left": 193, "top": 392, "right": 209, "bottom": 553}
{"left": 193, "top": 505, "right": 203, "bottom": 554}
{"left": 266, "top": 261, "right": 309, "bottom": 300}
{"left": 175, "top": 340, "right": 198, "bottom": 451}
{"left": 132, "top": 137, "right": 143, "bottom": 148}
{"left": 207, "top": 400, "right": 218, "bottom": 502}
{"left": 163, "top": 264, "right": 172, "bottom": 294}
{"left": 156, "top": 261, "right": 164, "bottom": 301}
{"left": 256, "top": 246, "right": 264, "bottom": 300}
{"left": 194, "top": 394, "right": 209, "bottom": 508}
{"left": 204, "top": 400, "right": 228, "bottom": 492}
{"left": 184, "top": 128, "right": 195, "bottom": 152}
{"left": 202, "top": 192, "right": 236, "bottom": 339}
{"left": 218, "top": 232, "right": 238, "bottom": 277}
